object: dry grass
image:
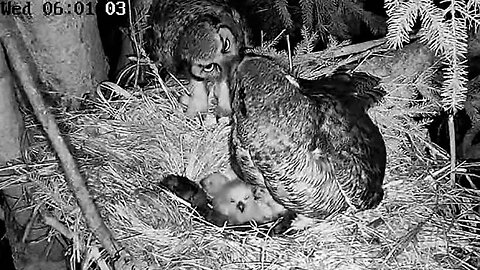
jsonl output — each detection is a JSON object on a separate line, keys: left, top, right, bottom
{"left": 1, "top": 56, "right": 479, "bottom": 270}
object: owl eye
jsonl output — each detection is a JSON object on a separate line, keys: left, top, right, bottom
{"left": 223, "top": 37, "right": 231, "bottom": 53}
{"left": 230, "top": 199, "right": 236, "bottom": 204}
{"left": 203, "top": 63, "right": 216, "bottom": 73}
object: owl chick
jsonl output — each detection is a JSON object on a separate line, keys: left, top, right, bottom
{"left": 160, "top": 175, "right": 209, "bottom": 214}
{"left": 230, "top": 55, "right": 386, "bottom": 221}
{"left": 213, "top": 180, "right": 279, "bottom": 225}
{"left": 161, "top": 174, "right": 292, "bottom": 230}
{"left": 145, "top": 0, "right": 249, "bottom": 117}
{"left": 200, "top": 172, "right": 230, "bottom": 197}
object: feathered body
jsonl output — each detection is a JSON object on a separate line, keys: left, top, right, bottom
{"left": 212, "top": 180, "right": 260, "bottom": 224}
{"left": 211, "top": 179, "right": 289, "bottom": 225}
{"left": 161, "top": 174, "right": 290, "bottom": 229}
{"left": 230, "top": 55, "right": 386, "bottom": 219}
{"left": 145, "top": 0, "right": 250, "bottom": 117}
{"left": 147, "top": 0, "right": 248, "bottom": 73}
{"left": 461, "top": 75, "right": 480, "bottom": 158}
{"left": 200, "top": 172, "right": 230, "bottom": 197}
{"left": 160, "top": 175, "right": 210, "bottom": 214}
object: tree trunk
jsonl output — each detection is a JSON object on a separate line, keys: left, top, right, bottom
{"left": 1, "top": 1, "right": 109, "bottom": 269}
{"left": 0, "top": 42, "right": 23, "bottom": 166}
{"left": 12, "top": 0, "right": 108, "bottom": 109}
{"left": 0, "top": 33, "right": 68, "bottom": 270}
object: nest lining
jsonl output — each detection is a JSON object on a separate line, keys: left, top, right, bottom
{"left": 2, "top": 70, "right": 479, "bottom": 270}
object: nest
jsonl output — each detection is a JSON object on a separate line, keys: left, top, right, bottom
{"left": 3, "top": 58, "right": 480, "bottom": 270}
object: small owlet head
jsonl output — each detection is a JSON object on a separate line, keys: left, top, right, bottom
{"left": 213, "top": 180, "right": 254, "bottom": 215}
{"left": 200, "top": 172, "right": 229, "bottom": 196}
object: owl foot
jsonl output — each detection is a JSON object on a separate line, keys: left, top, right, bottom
{"left": 284, "top": 214, "right": 316, "bottom": 233}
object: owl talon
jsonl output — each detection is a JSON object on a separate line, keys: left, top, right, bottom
{"left": 288, "top": 214, "right": 316, "bottom": 232}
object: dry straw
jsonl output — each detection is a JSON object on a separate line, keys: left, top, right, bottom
{"left": 3, "top": 46, "right": 480, "bottom": 270}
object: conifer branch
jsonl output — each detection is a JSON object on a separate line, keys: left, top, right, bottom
{"left": 258, "top": 0, "right": 388, "bottom": 47}
{"left": 418, "top": 0, "right": 449, "bottom": 54}
{"left": 294, "top": 26, "right": 319, "bottom": 55}
{"left": 274, "top": 0, "right": 293, "bottom": 30}
{"left": 441, "top": 0, "right": 469, "bottom": 113}
{"left": 385, "top": 0, "right": 419, "bottom": 49}
{"left": 465, "top": 0, "right": 480, "bottom": 30}
{"left": 340, "top": 0, "right": 386, "bottom": 35}
{"left": 299, "top": 0, "right": 315, "bottom": 31}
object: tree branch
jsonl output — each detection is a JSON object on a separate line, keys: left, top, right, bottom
{"left": 0, "top": 17, "right": 136, "bottom": 270}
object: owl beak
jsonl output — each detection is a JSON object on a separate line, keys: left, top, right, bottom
{"left": 213, "top": 79, "right": 232, "bottom": 117}
{"left": 237, "top": 201, "right": 245, "bottom": 212}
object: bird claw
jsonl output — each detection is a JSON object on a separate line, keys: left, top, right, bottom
{"left": 288, "top": 214, "right": 316, "bottom": 232}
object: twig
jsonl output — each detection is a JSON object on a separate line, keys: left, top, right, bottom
{"left": 286, "top": 34, "right": 292, "bottom": 72}
{"left": 43, "top": 210, "right": 74, "bottom": 239}
{"left": 126, "top": 0, "right": 141, "bottom": 88}
{"left": 21, "top": 202, "right": 41, "bottom": 243}
{"left": 0, "top": 18, "right": 135, "bottom": 269}
{"left": 448, "top": 114, "right": 457, "bottom": 187}
{"left": 424, "top": 165, "right": 451, "bottom": 183}
{"left": 293, "top": 33, "right": 421, "bottom": 70}
{"left": 293, "top": 37, "right": 387, "bottom": 66}
{"left": 382, "top": 219, "right": 427, "bottom": 265}
{"left": 302, "top": 33, "right": 421, "bottom": 64}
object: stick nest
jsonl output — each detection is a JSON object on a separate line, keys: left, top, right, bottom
{"left": 3, "top": 65, "right": 480, "bottom": 270}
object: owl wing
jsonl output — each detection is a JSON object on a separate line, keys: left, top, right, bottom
{"left": 230, "top": 123, "right": 267, "bottom": 187}
{"left": 299, "top": 72, "right": 387, "bottom": 210}
{"left": 298, "top": 71, "right": 385, "bottom": 112}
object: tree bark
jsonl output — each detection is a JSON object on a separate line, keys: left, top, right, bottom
{"left": 1, "top": 1, "right": 109, "bottom": 269}
{"left": 0, "top": 44, "right": 23, "bottom": 166}
{"left": 12, "top": 0, "right": 108, "bottom": 109}
{"left": 0, "top": 30, "right": 67, "bottom": 270}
